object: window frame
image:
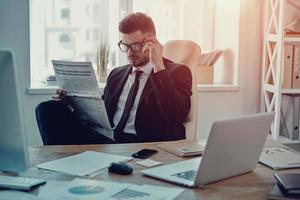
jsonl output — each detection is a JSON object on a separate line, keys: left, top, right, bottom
{"left": 28, "top": 0, "right": 240, "bottom": 94}
{"left": 29, "top": 0, "right": 129, "bottom": 88}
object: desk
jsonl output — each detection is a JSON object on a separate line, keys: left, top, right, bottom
{"left": 20, "top": 140, "right": 300, "bottom": 200}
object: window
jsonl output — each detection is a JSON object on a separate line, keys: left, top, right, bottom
{"left": 30, "top": 0, "right": 122, "bottom": 87}
{"left": 92, "top": 4, "right": 100, "bottom": 23}
{"left": 59, "top": 34, "right": 70, "bottom": 43}
{"left": 61, "top": 8, "right": 70, "bottom": 20}
{"left": 132, "top": 0, "right": 239, "bottom": 85}
{"left": 85, "top": 5, "right": 90, "bottom": 16}
{"left": 30, "top": 0, "right": 238, "bottom": 88}
{"left": 132, "top": 0, "right": 206, "bottom": 50}
{"left": 93, "top": 29, "right": 99, "bottom": 41}
{"left": 86, "top": 30, "right": 91, "bottom": 42}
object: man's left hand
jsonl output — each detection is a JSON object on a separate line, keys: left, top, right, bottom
{"left": 143, "top": 37, "right": 165, "bottom": 73}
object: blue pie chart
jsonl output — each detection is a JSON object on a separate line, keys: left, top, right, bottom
{"left": 68, "top": 185, "right": 105, "bottom": 195}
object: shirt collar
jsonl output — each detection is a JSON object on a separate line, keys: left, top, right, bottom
{"left": 132, "top": 62, "right": 153, "bottom": 75}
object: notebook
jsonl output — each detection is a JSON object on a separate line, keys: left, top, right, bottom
{"left": 268, "top": 184, "right": 300, "bottom": 200}
{"left": 275, "top": 173, "right": 300, "bottom": 194}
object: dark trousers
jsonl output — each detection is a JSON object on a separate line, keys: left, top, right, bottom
{"left": 35, "top": 100, "right": 140, "bottom": 145}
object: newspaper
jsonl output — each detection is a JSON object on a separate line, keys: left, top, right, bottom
{"left": 52, "top": 60, "right": 114, "bottom": 140}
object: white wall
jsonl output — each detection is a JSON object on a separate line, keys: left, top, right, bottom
{"left": 197, "top": 0, "right": 263, "bottom": 138}
{"left": 0, "top": 0, "right": 51, "bottom": 145}
{"left": 0, "top": 1, "right": 35, "bottom": 145}
{"left": 1, "top": 0, "right": 264, "bottom": 144}
{"left": 214, "top": 0, "right": 240, "bottom": 84}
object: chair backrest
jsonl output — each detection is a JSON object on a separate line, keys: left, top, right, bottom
{"left": 163, "top": 40, "right": 201, "bottom": 140}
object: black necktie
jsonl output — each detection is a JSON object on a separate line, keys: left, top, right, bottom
{"left": 114, "top": 70, "right": 143, "bottom": 138}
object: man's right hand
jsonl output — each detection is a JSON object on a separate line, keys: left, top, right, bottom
{"left": 52, "top": 89, "right": 70, "bottom": 104}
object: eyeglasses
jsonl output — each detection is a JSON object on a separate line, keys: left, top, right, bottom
{"left": 118, "top": 39, "right": 146, "bottom": 53}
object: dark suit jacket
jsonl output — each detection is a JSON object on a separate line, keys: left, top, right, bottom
{"left": 102, "top": 58, "right": 192, "bottom": 142}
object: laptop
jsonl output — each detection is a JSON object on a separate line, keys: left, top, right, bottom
{"left": 141, "top": 112, "right": 275, "bottom": 188}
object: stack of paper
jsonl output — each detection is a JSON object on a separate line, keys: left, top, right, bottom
{"left": 37, "top": 151, "right": 132, "bottom": 177}
{"left": 40, "top": 178, "right": 185, "bottom": 200}
{"left": 157, "top": 140, "right": 204, "bottom": 157}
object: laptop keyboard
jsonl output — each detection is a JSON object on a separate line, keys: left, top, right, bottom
{"left": 172, "top": 170, "right": 197, "bottom": 181}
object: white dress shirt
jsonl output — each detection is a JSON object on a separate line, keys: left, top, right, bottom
{"left": 113, "top": 62, "right": 153, "bottom": 134}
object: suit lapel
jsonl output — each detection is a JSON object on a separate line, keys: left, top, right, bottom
{"left": 137, "top": 58, "right": 172, "bottom": 108}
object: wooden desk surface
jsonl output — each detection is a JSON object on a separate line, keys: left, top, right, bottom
{"left": 21, "top": 140, "right": 300, "bottom": 200}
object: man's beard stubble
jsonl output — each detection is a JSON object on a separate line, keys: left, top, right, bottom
{"left": 129, "top": 55, "right": 149, "bottom": 67}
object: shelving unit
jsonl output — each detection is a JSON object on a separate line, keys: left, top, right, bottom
{"left": 262, "top": 0, "right": 300, "bottom": 141}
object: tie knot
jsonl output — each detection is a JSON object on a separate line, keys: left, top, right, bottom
{"left": 135, "top": 70, "right": 143, "bottom": 79}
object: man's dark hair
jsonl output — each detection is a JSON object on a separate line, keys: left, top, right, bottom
{"left": 119, "top": 12, "right": 156, "bottom": 35}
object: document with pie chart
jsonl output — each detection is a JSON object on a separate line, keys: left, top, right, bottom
{"left": 41, "top": 178, "right": 184, "bottom": 200}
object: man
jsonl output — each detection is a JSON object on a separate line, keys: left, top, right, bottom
{"left": 36, "top": 12, "right": 192, "bottom": 145}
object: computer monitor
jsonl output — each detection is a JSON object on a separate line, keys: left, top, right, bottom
{"left": 0, "top": 49, "right": 29, "bottom": 172}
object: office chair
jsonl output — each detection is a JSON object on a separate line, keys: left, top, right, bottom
{"left": 163, "top": 40, "right": 201, "bottom": 140}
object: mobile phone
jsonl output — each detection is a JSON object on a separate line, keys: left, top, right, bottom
{"left": 132, "top": 149, "right": 158, "bottom": 159}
